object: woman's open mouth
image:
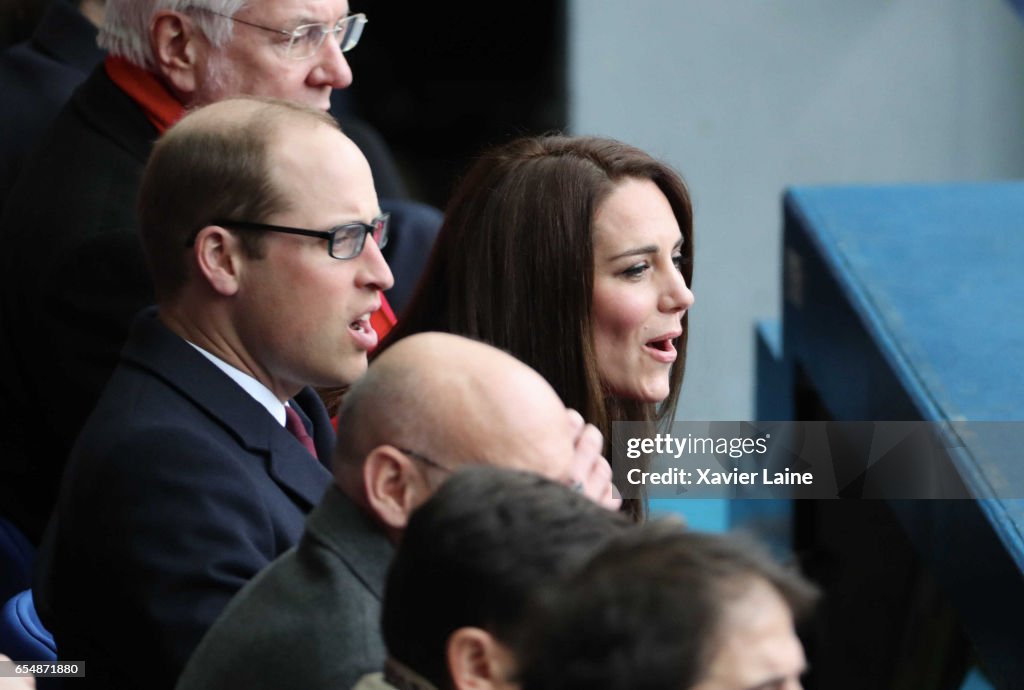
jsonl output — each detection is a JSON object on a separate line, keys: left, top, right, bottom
{"left": 643, "top": 336, "right": 678, "bottom": 363}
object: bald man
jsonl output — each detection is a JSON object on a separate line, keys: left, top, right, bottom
{"left": 176, "top": 332, "right": 619, "bottom": 690}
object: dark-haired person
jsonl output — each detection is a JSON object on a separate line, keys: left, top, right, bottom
{"left": 352, "top": 466, "right": 632, "bottom": 690}
{"left": 36, "top": 97, "right": 392, "bottom": 690}
{"left": 518, "top": 526, "right": 818, "bottom": 690}
{"left": 379, "top": 135, "right": 695, "bottom": 519}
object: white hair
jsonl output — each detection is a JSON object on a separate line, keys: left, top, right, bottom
{"left": 98, "top": 0, "right": 247, "bottom": 70}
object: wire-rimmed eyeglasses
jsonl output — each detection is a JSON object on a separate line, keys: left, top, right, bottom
{"left": 398, "top": 448, "right": 452, "bottom": 475}
{"left": 186, "top": 214, "right": 390, "bottom": 261}
{"left": 200, "top": 10, "right": 368, "bottom": 60}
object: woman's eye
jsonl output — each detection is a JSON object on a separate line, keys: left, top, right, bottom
{"left": 672, "top": 254, "right": 688, "bottom": 271}
{"left": 622, "top": 262, "right": 650, "bottom": 278}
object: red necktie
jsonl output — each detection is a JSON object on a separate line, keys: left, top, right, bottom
{"left": 285, "top": 406, "right": 318, "bottom": 460}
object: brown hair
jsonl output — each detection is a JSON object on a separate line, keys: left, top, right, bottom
{"left": 137, "top": 97, "right": 339, "bottom": 301}
{"left": 379, "top": 135, "right": 694, "bottom": 517}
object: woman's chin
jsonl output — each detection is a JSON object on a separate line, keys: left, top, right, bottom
{"left": 608, "top": 382, "right": 670, "bottom": 405}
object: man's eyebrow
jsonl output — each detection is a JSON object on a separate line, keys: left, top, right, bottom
{"left": 292, "top": 9, "right": 352, "bottom": 25}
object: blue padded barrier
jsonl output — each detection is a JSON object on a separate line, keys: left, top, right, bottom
{"left": 0, "top": 590, "right": 56, "bottom": 662}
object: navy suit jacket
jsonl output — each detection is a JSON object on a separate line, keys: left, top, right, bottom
{"left": 35, "top": 308, "right": 334, "bottom": 690}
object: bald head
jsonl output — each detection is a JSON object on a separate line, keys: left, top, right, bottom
{"left": 335, "top": 333, "right": 576, "bottom": 485}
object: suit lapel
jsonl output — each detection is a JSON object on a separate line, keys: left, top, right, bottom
{"left": 121, "top": 308, "right": 331, "bottom": 510}
{"left": 293, "top": 387, "right": 335, "bottom": 471}
{"left": 266, "top": 425, "right": 332, "bottom": 510}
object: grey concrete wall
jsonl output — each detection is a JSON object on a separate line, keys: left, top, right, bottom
{"left": 569, "top": 0, "right": 1024, "bottom": 419}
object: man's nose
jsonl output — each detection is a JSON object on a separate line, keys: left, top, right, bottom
{"left": 309, "top": 36, "right": 354, "bottom": 90}
{"left": 355, "top": 235, "right": 395, "bottom": 291}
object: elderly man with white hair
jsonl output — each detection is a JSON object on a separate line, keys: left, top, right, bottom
{"left": 0, "top": 0, "right": 437, "bottom": 545}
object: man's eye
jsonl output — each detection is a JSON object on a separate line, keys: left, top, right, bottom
{"left": 295, "top": 25, "right": 325, "bottom": 45}
{"left": 328, "top": 226, "right": 355, "bottom": 247}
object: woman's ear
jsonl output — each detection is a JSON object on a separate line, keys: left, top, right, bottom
{"left": 447, "top": 628, "right": 519, "bottom": 690}
{"left": 362, "top": 446, "right": 430, "bottom": 530}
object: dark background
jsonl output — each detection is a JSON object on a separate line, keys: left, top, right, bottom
{"left": 341, "top": 0, "right": 568, "bottom": 208}
{"left": 0, "top": 0, "right": 569, "bottom": 210}
{"left": 0, "top": 0, "right": 49, "bottom": 46}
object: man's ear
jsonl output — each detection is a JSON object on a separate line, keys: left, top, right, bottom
{"left": 192, "top": 225, "right": 242, "bottom": 297}
{"left": 151, "top": 10, "right": 204, "bottom": 97}
{"left": 447, "top": 628, "right": 517, "bottom": 690}
{"left": 363, "top": 446, "right": 428, "bottom": 530}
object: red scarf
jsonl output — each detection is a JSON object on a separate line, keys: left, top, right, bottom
{"left": 105, "top": 56, "right": 184, "bottom": 134}
{"left": 105, "top": 56, "right": 398, "bottom": 338}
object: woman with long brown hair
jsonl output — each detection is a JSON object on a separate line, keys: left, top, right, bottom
{"left": 379, "top": 134, "right": 695, "bottom": 518}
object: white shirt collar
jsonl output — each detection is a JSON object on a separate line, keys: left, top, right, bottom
{"left": 187, "top": 342, "right": 287, "bottom": 426}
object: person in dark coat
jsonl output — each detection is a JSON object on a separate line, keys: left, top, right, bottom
{"left": 177, "top": 332, "right": 620, "bottom": 690}
{"left": 35, "top": 97, "right": 393, "bottom": 690}
{"left": 0, "top": 0, "right": 436, "bottom": 544}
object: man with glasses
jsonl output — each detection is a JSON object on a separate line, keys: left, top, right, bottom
{"left": 0, "top": 0, "right": 436, "bottom": 546}
{"left": 35, "top": 97, "right": 393, "bottom": 690}
{"left": 175, "top": 331, "right": 620, "bottom": 690}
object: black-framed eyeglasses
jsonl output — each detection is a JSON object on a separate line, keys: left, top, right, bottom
{"left": 398, "top": 448, "right": 452, "bottom": 475}
{"left": 197, "top": 10, "right": 368, "bottom": 60}
{"left": 186, "top": 214, "right": 390, "bottom": 260}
